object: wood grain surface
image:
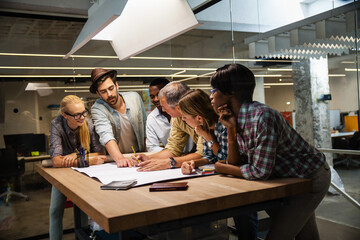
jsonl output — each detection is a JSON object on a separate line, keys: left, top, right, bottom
{"left": 36, "top": 163, "right": 312, "bottom": 233}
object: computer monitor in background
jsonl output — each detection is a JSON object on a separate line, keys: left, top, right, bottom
{"left": 4, "top": 133, "right": 47, "bottom": 156}
{"left": 340, "top": 112, "right": 349, "bottom": 126}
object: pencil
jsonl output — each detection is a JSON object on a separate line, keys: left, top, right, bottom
{"left": 131, "top": 146, "right": 139, "bottom": 163}
{"left": 131, "top": 146, "right": 137, "bottom": 157}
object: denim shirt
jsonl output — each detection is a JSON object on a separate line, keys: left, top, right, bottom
{"left": 91, "top": 91, "right": 147, "bottom": 152}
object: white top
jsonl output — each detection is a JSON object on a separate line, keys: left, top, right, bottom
{"left": 145, "top": 108, "right": 194, "bottom": 152}
{"left": 146, "top": 108, "right": 171, "bottom": 152}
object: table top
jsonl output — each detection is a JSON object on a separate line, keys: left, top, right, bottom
{"left": 18, "top": 154, "right": 50, "bottom": 162}
{"left": 331, "top": 132, "right": 355, "bottom": 138}
{"left": 36, "top": 165, "right": 312, "bottom": 233}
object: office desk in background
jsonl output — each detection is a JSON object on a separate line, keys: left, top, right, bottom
{"left": 331, "top": 132, "right": 355, "bottom": 138}
{"left": 36, "top": 164, "right": 312, "bottom": 239}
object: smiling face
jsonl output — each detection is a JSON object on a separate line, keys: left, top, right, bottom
{"left": 62, "top": 102, "right": 86, "bottom": 129}
{"left": 210, "top": 88, "right": 231, "bottom": 114}
{"left": 159, "top": 96, "right": 181, "bottom": 118}
{"left": 149, "top": 85, "right": 162, "bottom": 110}
{"left": 96, "top": 77, "right": 119, "bottom": 106}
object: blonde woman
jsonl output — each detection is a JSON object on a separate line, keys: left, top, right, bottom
{"left": 49, "top": 95, "right": 105, "bottom": 240}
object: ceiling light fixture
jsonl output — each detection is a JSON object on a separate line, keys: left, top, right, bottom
{"left": 328, "top": 74, "right": 346, "bottom": 77}
{"left": 0, "top": 74, "right": 202, "bottom": 78}
{"left": 267, "top": 68, "right": 292, "bottom": 71}
{"left": 29, "top": 83, "right": 213, "bottom": 92}
{"left": 65, "top": 0, "right": 199, "bottom": 60}
{"left": 0, "top": 52, "right": 298, "bottom": 63}
{"left": 264, "top": 83, "right": 293, "bottom": 86}
{"left": 255, "top": 74, "right": 282, "bottom": 77}
{"left": 0, "top": 66, "right": 216, "bottom": 71}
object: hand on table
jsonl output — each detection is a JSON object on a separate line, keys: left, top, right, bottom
{"left": 214, "top": 161, "right": 228, "bottom": 174}
{"left": 89, "top": 155, "right": 106, "bottom": 165}
{"left": 115, "top": 158, "right": 134, "bottom": 168}
{"left": 131, "top": 153, "right": 149, "bottom": 163}
{"left": 181, "top": 160, "right": 195, "bottom": 175}
{"left": 137, "top": 158, "right": 170, "bottom": 171}
{"left": 62, "top": 153, "right": 77, "bottom": 167}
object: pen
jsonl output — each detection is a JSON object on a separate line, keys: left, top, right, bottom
{"left": 131, "top": 146, "right": 139, "bottom": 163}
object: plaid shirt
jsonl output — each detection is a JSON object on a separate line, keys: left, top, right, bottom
{"left": 237, "top": 101, "right": 325, "bottom": 180}
{"left": 203, "top": 121, "right": 228, "bottom": 163}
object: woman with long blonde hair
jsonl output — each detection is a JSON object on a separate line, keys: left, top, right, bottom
{"left": 49, "top": 95, "right": 105, "bottom": 240}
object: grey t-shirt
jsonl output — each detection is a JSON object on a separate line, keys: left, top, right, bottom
{"left": 117, "top": 112, "right": 138, "bottom": 153}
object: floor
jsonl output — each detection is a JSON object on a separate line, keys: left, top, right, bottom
{"left": 0, "top": 163, "right": 360, "bottom": 240}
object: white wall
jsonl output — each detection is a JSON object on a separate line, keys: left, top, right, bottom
{"left": 329, "top": 73, "right": 358, "bottom": 112}
{"left": 265, "top": 85, "right": 295, "bottom": 112}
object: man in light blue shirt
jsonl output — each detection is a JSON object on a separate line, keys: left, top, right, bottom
{"left": 146, "top": 78, "right": 194, "bottom": 153}
{"left": 90, "top": 68, "right": 147, "bottom": 167}
{"left": 146, "top": 78, "right": 171, "bottom": 152}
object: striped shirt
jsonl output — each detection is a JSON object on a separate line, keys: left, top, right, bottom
{"left": 203, "top": 121, "right": 228, "bottom": 163}
{"left": 237, "top": 101, "right": 325, "bottom": 180}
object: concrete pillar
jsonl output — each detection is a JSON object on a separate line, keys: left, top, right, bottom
{"left": 292, "top": 57, "right": 333, "bottom": 165}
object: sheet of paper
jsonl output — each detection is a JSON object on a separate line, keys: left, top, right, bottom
{"left": 72, "top": 163, "right": 203, "bottom": 186}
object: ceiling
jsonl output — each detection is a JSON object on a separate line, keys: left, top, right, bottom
{"left": 0, "top": 0, "right": 358, "bottom": 88}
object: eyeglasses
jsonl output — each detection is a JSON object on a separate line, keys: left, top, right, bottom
{"left": 65, "top": 110, "right": 88, "bottom": 120}
{"left": 210, "top": 88, "right": 217, "bottom": 94}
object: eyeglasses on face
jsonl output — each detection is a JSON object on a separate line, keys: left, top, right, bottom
{"left": 65, "top": 110, "right": 88, "bottom": 120}
{"left": 210, "top": 88, "right": 217, "bottom": 94}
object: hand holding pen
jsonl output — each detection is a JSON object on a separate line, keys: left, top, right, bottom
{"left": 131, "top": 146, "right": 149, "bottom": 166}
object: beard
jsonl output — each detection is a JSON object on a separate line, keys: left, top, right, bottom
{"left": 106, "top": 94, "right": 118, "bottom": 106}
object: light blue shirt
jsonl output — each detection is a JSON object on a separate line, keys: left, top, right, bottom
{"left": 145, "top": 107, "right": 195, "bottom": 153}
{"left": 91, "top": 91, "right": 147, "bottom": 152}
{"left": 146, "top": 108, "right": 171, "bottom": 152}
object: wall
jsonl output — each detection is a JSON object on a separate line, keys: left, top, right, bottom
{"left": 264, "top": 85, "right": 295, "bottom": 112}
{"left": 329, "top": 73, "right": 358, "bottom": 112}
{"left": 264, "top": 73, "right": 359, "bottom": 114}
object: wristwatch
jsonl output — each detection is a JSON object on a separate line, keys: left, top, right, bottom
{"left": 207, "top": 139, "right": 215, "bottom": 149}
{"left": 169, "top": 157, "right": 177, "bottom": 169}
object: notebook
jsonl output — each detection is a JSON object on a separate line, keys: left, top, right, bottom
{"left": 149, "top": 182, "right": 188, "bottom": 192}
{"left": 100, "top": 180, "right": 137, "bottom": 190}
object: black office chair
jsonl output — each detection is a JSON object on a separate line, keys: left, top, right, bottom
{"left": 0, "top": 148, "right": 29, "bottom": 205}
{"left": 333, "top": 132, "right": 360, "bottom": 168}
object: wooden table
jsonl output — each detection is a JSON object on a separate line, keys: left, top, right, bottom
{"left": 18, "top": 154, "right": 50, "bottom": 162}
{"left": 36, "top": 165, "right": 312, "bottom": 239}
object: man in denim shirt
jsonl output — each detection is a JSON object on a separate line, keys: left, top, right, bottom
{"left": 90, "top": 68, "right": 147, "bottom": 167}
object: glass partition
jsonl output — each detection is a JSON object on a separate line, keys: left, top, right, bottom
{"left": 0, "top": 0, "right": 359, "bottom": 238}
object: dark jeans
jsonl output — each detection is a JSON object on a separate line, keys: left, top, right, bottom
{"left": 233, "top": 212, "right": 258, "bottom": 240}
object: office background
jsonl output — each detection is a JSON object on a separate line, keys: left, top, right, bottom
{"left": 0, "top": 0, "right": 359, "bottom": 143}
{"left": 0, "top": 1, "right": 359, "bottom": 239}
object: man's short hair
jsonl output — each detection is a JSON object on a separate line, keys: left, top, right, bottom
{"left": 158, "top": 81, "right": 190, "bottom": 108}
{"left": 149, "top": 78, "right": 170, "bottom": 88}
{"left": 210, "top": 63, "right": 255, "bottom": 102}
